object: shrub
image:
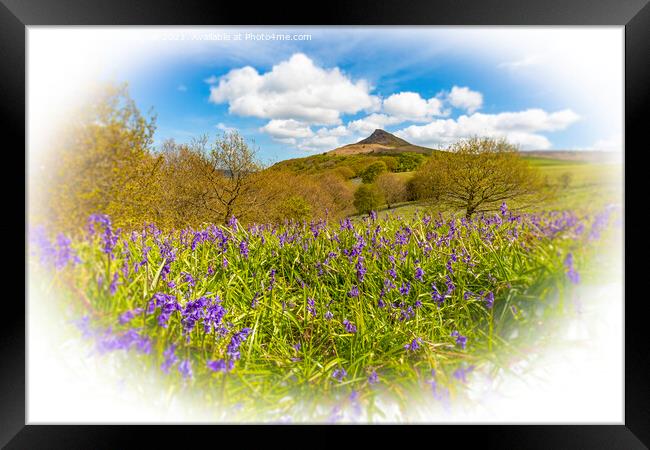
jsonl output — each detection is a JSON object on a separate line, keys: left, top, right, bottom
{"left": 396, "top": 153, "right": 424, "bottom": 172}
{"left": 354, "top": 184, "right": 385, "bottom": 214}
{"left": 376, "top": 172, "right": 407, "bottom": 208}
{"left": 360, "top": 161, "right": 388, "bottom": 183}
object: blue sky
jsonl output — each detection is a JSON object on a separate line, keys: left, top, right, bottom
{"left": 96, "top": 27, "right": 623, "bottom": 164}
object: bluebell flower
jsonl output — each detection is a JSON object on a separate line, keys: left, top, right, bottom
{"left": 178, "top": 358, "right": 193, "bottom": 379}
{"left": 207, "top": 359, "right": 230, "bottom": 373}
{"left": 564, "top": 253, "right": 580, "bottom": 284}
{"left": 404, "top": 337, "right": 422, "bottom": 351}
{"left": 239, "top": 239, "right": 249, "bottom": 258}
{"left": 451, "top": 330, "right": 467, "bottom": 350}
{"left": 332, "top": 368, "right": 347, "bottom": 382}
{"left": 343, "top": 319, "right": 357, "bottom": 333}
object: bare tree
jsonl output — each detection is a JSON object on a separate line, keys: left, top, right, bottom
{"left": 191, "top": 131, "right": 265, "bottom": 224}
{"left": 376, "top": 172, "right": 407, "bottom": 208}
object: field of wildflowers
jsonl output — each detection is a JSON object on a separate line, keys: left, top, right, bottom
{"left": 29, "top": 202, "right": 620, "bottom": 422}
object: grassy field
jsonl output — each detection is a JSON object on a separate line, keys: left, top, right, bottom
{"left": 364, "top": 158, "right": 622, "bottom": 222}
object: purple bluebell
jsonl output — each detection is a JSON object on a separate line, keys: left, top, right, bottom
{"left": 415, "top": 267, "right": 424, "bottom": 282}
{"left": 453, "top": 364, "right": 475, "bottom": 383}
{"left": 202, "top": 297, "right": 227, "bottom": 334}
{"left": 109, "top": 272, "right": 120, "bottom": 296}
{"left": 307, "top": 297, "right": 316, "bottom": 317}
{"left": 226, "top": 327, "right": 252, "bottom": 361}
{"left": 207, "top": 359, "right": 230, "bottom": 373}
{"left": 404, "top": 337, "right": 422, "bottom": 351}
{"left": 268, "top": 268, "right": 276, "bottom": 291}
{"left": 348, "top": 285, "right": 359, "bottom": 298}
{"left": 399, "top": 281, "right": 411, "bottom": 296}
{"left": 368, "top": 370, "right": 379, "bottom": 385}
{"left": 118, "top": 307, "right": 143, "bottom": 325}
{"left": 451, "top": 330, "right": 467, "bottom": 350}
{"left": 178, "top": 358, "right": 193, "bottom": 379}
{"left": 228, "top": 215, "right": 238, "bottom": 229}
{"left": 250, "top": 292, "right": 260, "bottom": 309}
{"left": 564, "top": 253, "right": 580, "bottom": 284}
{"left": 483, "top": 291, "right": 495, "bottom": 308}
{"left": 332, "top": 367, "right": 347, "bottom": 382}
{"left": 239, "top": 239, "right": 249, "bottom": 258}
{"left": 355, "top": 257, "right": 367, "bottom": 283}
{"left": 181, "top": 271, "right": 195, "bottom": 288}
{"left": 399, "top": 305, "right": 415, "bottom": 321}
{"left": 343, "top": 319, "right": 357, "bottom": 333}
{"left": 445, "top": 275, "right": 455, "bottom": 294}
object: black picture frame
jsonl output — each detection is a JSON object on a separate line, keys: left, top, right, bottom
{"left": 3, "top": 0, "right": 647, "bottom": 447}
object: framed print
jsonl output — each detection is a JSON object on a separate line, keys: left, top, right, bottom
{"left": 2, "top": 0, "right": 648, "bottom": 446}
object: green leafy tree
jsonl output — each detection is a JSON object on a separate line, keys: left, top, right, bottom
{"left": 420, "top": 136, "right": 546, "bottom": 218}
{"left": 354, "top": 184, "right": 385, "bottom": 214}
{"left": 396, "top": 153, "right": 424, "bottom": 172}
{"left": 39, "top": 82, "right": 160, "bottom": 232}
{"left": 361, "top": 161, "right": 387, "bottom": 183}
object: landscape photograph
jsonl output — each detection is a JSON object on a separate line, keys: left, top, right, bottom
{"left": 26, "top": 26, "right": 623, "bottom": 423}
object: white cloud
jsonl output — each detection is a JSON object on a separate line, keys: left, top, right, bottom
{"left": 207, "top": 53, "right": 580, "bottom": 153}
{"left": 215, "top": 122, "right": 236, "bottom": 132}
{"left": 208, "top": 53, "right": 380, "bottom": 125}
{"left": 347, "top": 113, "right": 403, "bottom": 135}
{"left": 260, "top": 119, "right": 314, "bottom": 145}
{"left": 177, "top": 84, "right": 188, "bottom": 92}
{"left": 395, "top": 108, "right": 580, "bottom": 150}
{"left": 297, "top": 135, "right": 342, "bottom": 151}
{"left": 296, "top": 125, "right": 351, "bottom": 151}
{"left": 447, "top": 86, "right": 483, "bottom": 114}
{"left": 382, "top": 92, "right": 445, "bottom": 121}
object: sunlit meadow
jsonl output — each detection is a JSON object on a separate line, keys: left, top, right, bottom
{"left": 28, "top": 202, "right": 621, "bottom": 422}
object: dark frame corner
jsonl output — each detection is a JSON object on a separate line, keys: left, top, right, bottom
{"left": 3, "top": 0, "right": 647, "bottom": 447}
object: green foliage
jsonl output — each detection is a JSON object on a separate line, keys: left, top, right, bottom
{"left": 38, "top": 82, "right": 160, "bottom": 233}
{"left": 335, "top": 166, "right": 356, "bottom": 180}
{"left": 415, "top": 137, "right": 546, "bottom": 218}
{"left": 395, "top": 153, "right": 424, "bottom": 172}
{"left": 277, "top": 195, "right": 312, "bottom": 221}
{"left": 354, "top": 184, "right": 385, "bottom": 213}
{"left": 360, "top": 161, "right": 388, "bottom": 183}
